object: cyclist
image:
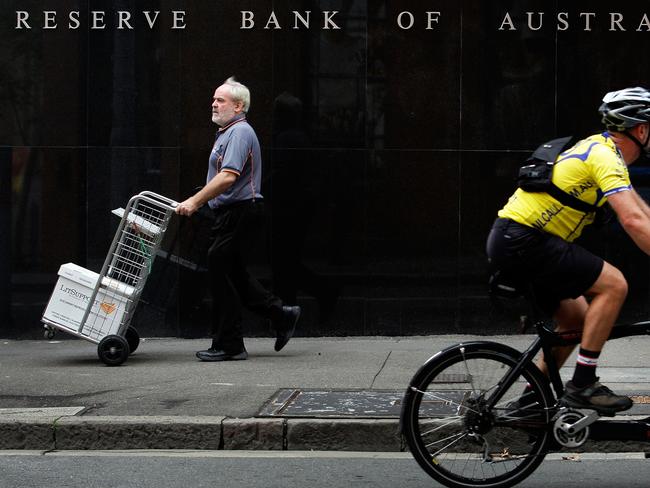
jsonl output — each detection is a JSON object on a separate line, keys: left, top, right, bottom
{"left": 487, "top": 87, "right": 650, "bottom": 415}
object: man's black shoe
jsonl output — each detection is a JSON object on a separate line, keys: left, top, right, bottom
{"left": 274, "top": 305, "right": 301, "bottom": 352}
{"left": 559, "top": 378, "right": 633, "bottom": 416}
{"left": 196, "top": 348, "right": 248, "bottom": 362}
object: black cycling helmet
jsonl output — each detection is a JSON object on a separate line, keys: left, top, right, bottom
{"left": 599, "top": 87, "right": 650, "bottom": 132}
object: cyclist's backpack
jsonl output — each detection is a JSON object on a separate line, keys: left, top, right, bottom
{"left": 517, "top": 136, "right": 599, "bottom": 214}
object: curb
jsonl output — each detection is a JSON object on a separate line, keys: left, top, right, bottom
{"left": 0, "top": 417, "right": 402, "bottom": 452}
{"left": 0, "top": 416, "right": 648, "bottom": 453}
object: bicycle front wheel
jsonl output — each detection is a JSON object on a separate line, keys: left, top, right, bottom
{"left": 401, "top": 342, "right": 553, "bottom": 488}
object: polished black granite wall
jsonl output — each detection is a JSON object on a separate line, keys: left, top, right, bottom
{"left": 4, "top": 0, "right": 650, "bottom": 337}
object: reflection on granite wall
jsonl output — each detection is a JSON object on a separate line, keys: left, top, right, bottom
{"left": 4, "top": 0, "right": 650, "bottom": 337}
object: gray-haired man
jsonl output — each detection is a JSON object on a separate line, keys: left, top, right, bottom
{"left": 176, "top": 77, "right": 301, "bottom": 361}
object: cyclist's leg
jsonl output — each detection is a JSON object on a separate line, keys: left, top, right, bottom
{"left": 581, "top": 261, "right": 627, "bottom": 350}
{"left": 560, "top": 261, "right": 632, "bottom": 413}
{"left": 534, "top": 296, "right": 588, "bottom": 377}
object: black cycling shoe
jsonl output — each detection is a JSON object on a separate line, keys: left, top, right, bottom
{"left": 559, "top": 378, "right": 633, "bottom": 417}
{"left": 504, "top": 391, "right": 539, "bottom": 412}
{"left": 501, "top": 395, "right": 561, "bottom": 451}
{"left": 502, "top": 393, "right": 545, "bottom": 429}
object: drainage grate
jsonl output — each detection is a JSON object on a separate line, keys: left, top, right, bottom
{"left": 259, "top": 390, "right": 650, "bottom": 418}
{"left": 258, "top": 389, "right": 467, "bottom": 418}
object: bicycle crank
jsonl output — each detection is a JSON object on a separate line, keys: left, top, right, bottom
{"left": 552, "top": 408, "right": 600, "bottom": 448}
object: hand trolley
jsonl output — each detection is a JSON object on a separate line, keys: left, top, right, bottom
{"left": 42, "top": 191, "right": 178, "bottom": 365}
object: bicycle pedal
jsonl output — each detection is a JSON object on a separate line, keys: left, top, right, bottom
{"left": 552, "top": 408, "right": 599, "bottom": 448}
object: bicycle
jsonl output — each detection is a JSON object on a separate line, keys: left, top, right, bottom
{"left": 400, "top": 280, "right": 650, "bottom": 488}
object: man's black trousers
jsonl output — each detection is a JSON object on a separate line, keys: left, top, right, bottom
{"left": 207, "top": 200, "right": 282, "bottom": 352}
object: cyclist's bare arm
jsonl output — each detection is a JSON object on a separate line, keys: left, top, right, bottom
{"left": 608, "top": 189, "right": 650, "bottom": 254}
{"left": 630, "top": 189, "right": 650, "bottom": 220}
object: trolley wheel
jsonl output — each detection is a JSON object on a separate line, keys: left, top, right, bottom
{"left": 98, "top": 335, "right": 130, "bottom": 366}
{"left": 125, "top": 326, "right": 140, "bottom": 354}
{"left": 44, "top": 327, "right": 56, "bottom": 340}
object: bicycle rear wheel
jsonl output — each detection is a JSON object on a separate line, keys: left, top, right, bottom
{"left": 401, "top": 342, "right": 553, "bottom": 488}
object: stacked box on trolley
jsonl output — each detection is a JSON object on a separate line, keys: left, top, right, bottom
{"left": 43, "top": 263, "right": 135, "bottom": 341}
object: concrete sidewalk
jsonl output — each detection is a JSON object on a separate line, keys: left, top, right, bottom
{"left": 1, "top": 335, "right": 650, "bottom": 452}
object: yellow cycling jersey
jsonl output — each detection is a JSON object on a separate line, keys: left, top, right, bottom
{"left": 498, "top": 133, "right": 631, "bottom": 242}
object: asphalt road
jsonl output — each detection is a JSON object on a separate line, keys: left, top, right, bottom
{"left": 1, "top": 451, "right": 648, "bottom": 488}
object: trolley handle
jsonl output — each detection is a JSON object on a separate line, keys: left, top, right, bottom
{"left": 137, "top": 191, "right": 179, "bottom": 210}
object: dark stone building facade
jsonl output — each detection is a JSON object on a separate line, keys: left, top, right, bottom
{"left": 3, "top": 1, "right": 650, "bottom": 338}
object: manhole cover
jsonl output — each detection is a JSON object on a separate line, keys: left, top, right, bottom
{"left": 258, "top": 389, "right": 467, "bottom": 418}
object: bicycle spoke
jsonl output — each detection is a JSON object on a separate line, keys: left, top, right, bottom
{"left": 429, "top": 432, "right": 470, "bottom": 456}
{"left": 497, "top": 410, "right": 543, "bottom": 423}
{"left": 459, "top": 346, "right": 478, "bottom": 394}
{"left": 412, "top": 387, "right": 481, "bottom": 414}
{"left": 420, "top": 416, "right": 463, "bottom": 437}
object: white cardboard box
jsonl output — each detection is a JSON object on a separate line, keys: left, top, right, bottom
{"left": 42, "top": 263, "right": 134, "bottom": 341}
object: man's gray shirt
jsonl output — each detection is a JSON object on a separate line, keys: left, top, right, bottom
{"left": 207, "top": 114, "right": 263, "bottom": 209}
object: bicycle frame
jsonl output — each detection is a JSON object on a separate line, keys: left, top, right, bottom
{"left": 510, "top": 319, "right": 650, "bottom": 442}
